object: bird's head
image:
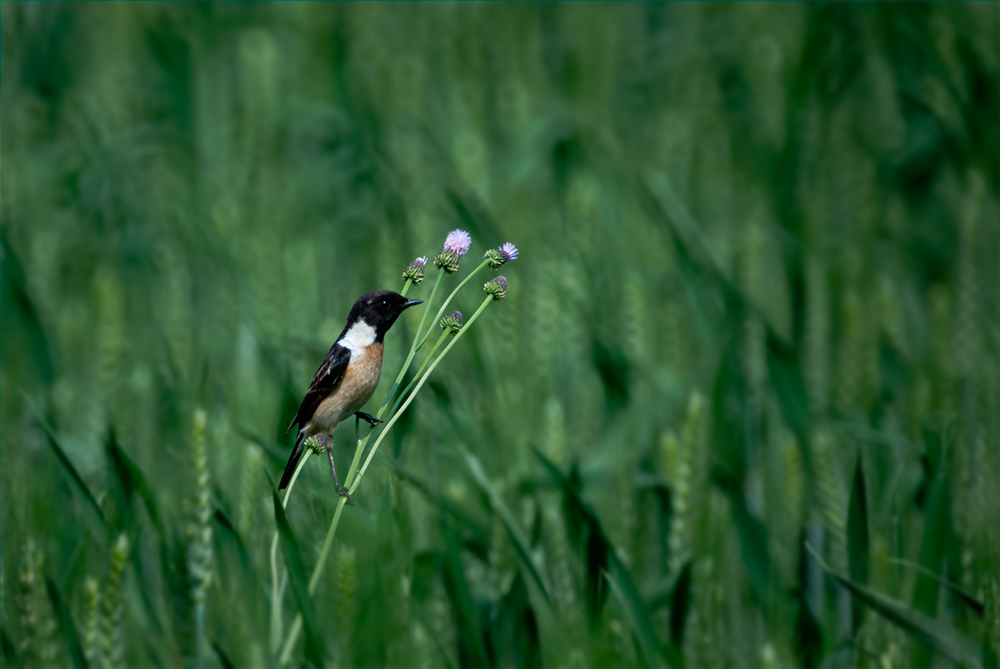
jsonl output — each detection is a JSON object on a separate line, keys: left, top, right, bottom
{"left": 348, "top": 290, "right": 423, "bottom": 341}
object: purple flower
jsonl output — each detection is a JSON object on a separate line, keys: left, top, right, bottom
{"left": 498, "top": 243, "right": 518, "bottom": 262}
{"left": 443, "top": 229, "right": 472, "bottom": 257}
{"left": 413, "top": 256, "right": 427, "bottom": 269}
{"left": 484, "top": 242, "right": 519, "bottom": 269}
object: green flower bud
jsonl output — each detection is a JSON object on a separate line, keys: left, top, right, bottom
{"left": 484, "top": 276, "right": 507, "bottom": 301}
{"left": 439, "top": 311, "right": 463, "bottom": 335}
{"left": 402, "top": 256, "right": 427, "bottom": 284}
{"left": 434, "top": 250, "right": 460, "bottom": 274}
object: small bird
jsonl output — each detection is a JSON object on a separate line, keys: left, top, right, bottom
{"left": 279, "top": 290, "right": 423, "bottom": 498}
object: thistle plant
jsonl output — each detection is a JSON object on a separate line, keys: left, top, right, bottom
{"left": 271, "top": 230, "right": 518, "bottom": 664}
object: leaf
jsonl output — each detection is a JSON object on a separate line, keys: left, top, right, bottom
{"left": 211, "top": 640, "right": 237, "bottom": 669}
{"left": 847, "top": 450, "right": 870, "bottom": 631}
{"left": 729, "top": 490, "right": 772, "bottom": 608}
{"left": 104, "top": 431, "right": 166, "bottom": 638}
{"left": 535, "top": 450, "right": 680, "bottom": 669}
{"left": 669, "top": 561, "right": 693, "bottom": 646}
{"left": 463, "top": 450, "right": 552, "bottom": 605}
{"left": 1, "top": 227, "right": 55, "bottom": 384}
{"left": 45, "top": 577, "right": 88, "bottom": 669}
{"left": 271, "top": 490, "right": 326, "bottom": 667}
{"left": 44, "top": 429, "right": 106, "bottom": 527}
{"left": 888, "top": 559, "right": 984, "bottom": 618}
{"left": 808, "top": 546, "right": 981, "bottom": 667}
{"left": 495, "top": 572, "right": 542, "bottom": 669}
{"left": 440, "top": 525, "right": 489, "bottom": 668}
{"left": 105, "top": 428, "right": 136, "bottom": 530}
{"left": 213, "top": 508, "right": 253, "bottom": 576}
{"left": 0, "top": 627, "right": 14, "bottom": 661}
{"left": 106, "top": 433, "right": 164, "bottom": 537}
{"left": 710, "top": 336, "right": 749, "bottom": 486}
{"left": 911, "top": 423, "right": 954, "bottom": 667}
{"left": 766, "top": 331, "right": 812, "bottom": 450}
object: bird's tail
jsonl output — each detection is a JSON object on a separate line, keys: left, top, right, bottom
{"left": 278, "top": 430, "right": 306, "bottom": 490}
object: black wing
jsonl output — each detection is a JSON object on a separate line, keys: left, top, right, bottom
{"left": 286, "top": 343, "right": 351, "bottom": 433}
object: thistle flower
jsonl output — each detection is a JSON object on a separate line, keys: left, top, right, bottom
{"left": 402, "top": 256, "right": 427, "bottom": 285}
{"left": 440, "top": 311, "right": 463, "bottom": 335}
{"left": 443, "top": 229, "right": 472, "bottom": 257}
{"left": 484, "top": 242, "right": 519, "bottom": 269}
{"left": 434, "top": 229, "right": 472, "bottom": 273}
{"left": 484, "top": 276, "right": 507, "bottom": 301}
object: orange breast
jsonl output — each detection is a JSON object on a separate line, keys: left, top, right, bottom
{"left": 309, "top": 343, "right": 383, "bottom": 434}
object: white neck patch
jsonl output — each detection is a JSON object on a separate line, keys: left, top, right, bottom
{"left": 339, "top": 319, "right": 377, "bottom": 360}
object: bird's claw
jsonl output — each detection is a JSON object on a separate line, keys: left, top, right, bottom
{"left": 334, "top": 485, "right": 354, "bottom": 506}
{"left": 355, "top": 411, "right": 383, "bottom": 428}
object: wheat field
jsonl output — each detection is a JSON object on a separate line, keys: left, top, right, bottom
{"left": 2, "top": 3, "right": 998, "bottom": 667}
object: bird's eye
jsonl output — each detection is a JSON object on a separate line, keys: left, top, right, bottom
{"left": 381, "top": 300, "right": 388, "bottom": 306}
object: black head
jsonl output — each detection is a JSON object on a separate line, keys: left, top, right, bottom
{"left": 346, "top": 290, "right": 423, "bottom": 342}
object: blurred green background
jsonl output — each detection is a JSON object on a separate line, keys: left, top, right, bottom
{"left": 2, "top": 2, "right": 999, "bottom": 667}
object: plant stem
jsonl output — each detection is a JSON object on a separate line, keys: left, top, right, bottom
{"left": 377, "top": 270, "right": 444, "bottom": 419}
{"left": 351, "top": 294, "right": 494, "bottom": 492}
{"left": 385, "top": 329, "right": 450, "bottom": 421}
{"left": 416, "top": 259, "right": 490, "bottom": 351}
{"left": 269, "top": 448, "right": 312, "bottom": 653}
{"left": 278, "top": 435, "right": 366, "bottom": 664}
{"left": 278, "top": 295, "right": 494, "bottom": 663}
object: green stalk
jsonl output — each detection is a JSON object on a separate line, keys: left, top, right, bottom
{"left": 279, "top": 295, "right": 494, "bottom": 663}
{"left": 352, "top": 294, "right": 494, "bottom": 491}
{"left": 377, "top": 270, "right": 445, "bottom": 419}
{"left": 386, "top": 329, "right": 450, "bottom": 420}
{"left": 416, "top": 259, "right": 490, "bottom": 351}
{"left": 269, "top": 448, "right": 312, "bottom": 653}
{"left": 278, "top": 435, "right": 366, "bottom": 664}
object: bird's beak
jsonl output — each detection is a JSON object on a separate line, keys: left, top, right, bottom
{"left": 402, "top": 299, "right": 423, "bottom": 309}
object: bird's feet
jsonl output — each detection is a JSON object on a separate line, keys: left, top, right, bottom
{"left": 354, "top": 411, "right": 383, "bottom": 428}
{"left": 334, "top": 484, "right": 354, "bottom": 506}
{"left": 326, "top": 446, "right": 354, "bottom": 506}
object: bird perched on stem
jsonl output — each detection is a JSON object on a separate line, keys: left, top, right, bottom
{"left": 280, "top": 290, "right": 422, "bottom": 500}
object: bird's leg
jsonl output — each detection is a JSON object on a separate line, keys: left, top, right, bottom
{"left": 354, "top": 411, "right": 383, "bottom": 428}
{"left": 325, "top": 437, "right": 353, "bottom": 506}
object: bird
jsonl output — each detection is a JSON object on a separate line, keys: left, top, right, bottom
{"left": 279, "top": 290, "right": 423, "bottom": 499}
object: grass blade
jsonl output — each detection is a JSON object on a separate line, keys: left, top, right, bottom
{"left": 44, "top": 430, "right": 106, "bottom": 527}
{"left": 441, "top": 526, "right": 490, "bottom": 668}
{"left": 808, "top": 545, "right": 981, "bottom": 667}
{"left": 106, "top": 431, "right": 164, "bottom": 537}
{"left": 847, "top": 451, "right": 869, "bottom": 587}
{"left": 847, "top": 450, "right": 870, "bottom": 631}
{"left": 888, "top": 559, "right": 984, "bottom": 618}
{"left": 911, "top": 425, "right": 953, "bottom": 667}
{"left": 45, "top": 577, "right": 88, "bottom": 669}
{"left": 463, "top": 450, "right": 553, "bottom": 606}
{"left": 535, "top": 449, "right": 679, "bottom": 669}
{"left": 271, "top": 490, "right": 326, "bottom": 666}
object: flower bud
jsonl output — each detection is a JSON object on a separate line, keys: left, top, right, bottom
{"left": 434, "top": 250, "right": 460, "bottom": 273}
{"left": 439, "top": 311, "right": 464, "bottom": 335}
{"left": 484, "top": 276, "right": 507, "bottom": 301}
{"left": 402, "top": 256, "right": 427, "bottom": 284}
{"left": 305, "top": 435, "right": 327, "bottom": 455}
{"left": 485, "top": 242, "right": 519, "bottom": 269}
